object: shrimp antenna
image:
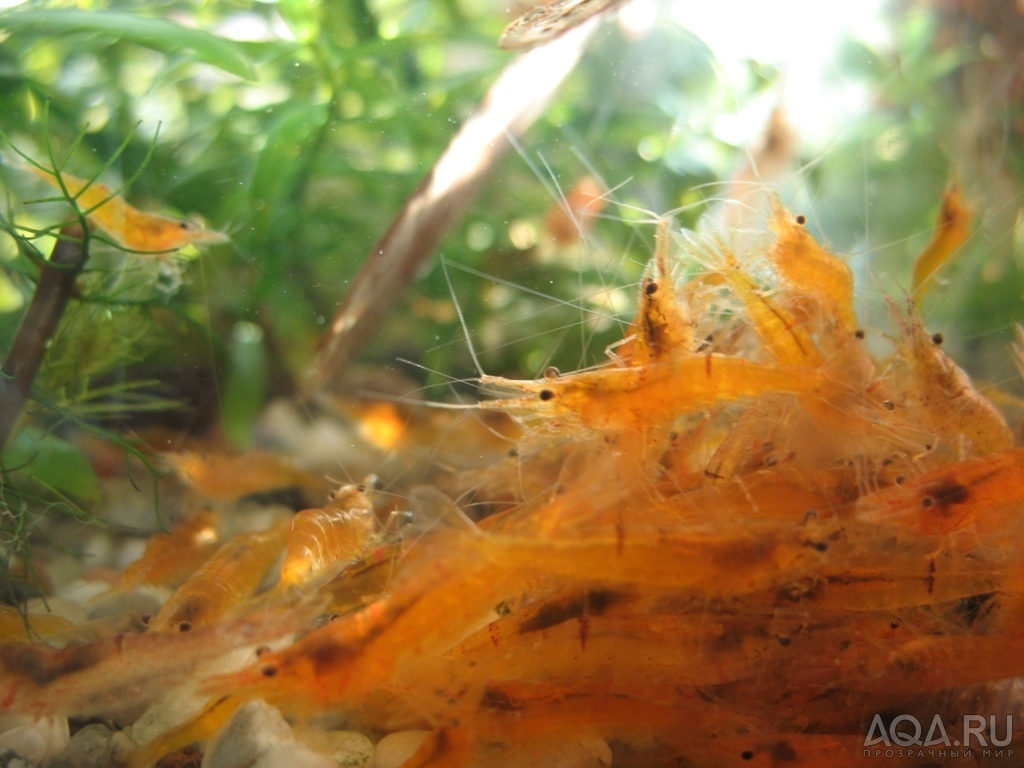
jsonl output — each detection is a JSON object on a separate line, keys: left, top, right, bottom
{"left": 440, "top": 254, "right": 485, "bottom": 378}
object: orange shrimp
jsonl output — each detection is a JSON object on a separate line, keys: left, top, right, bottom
{"left": 613, "top": 218, "right": 696, "bottom": 365}
{"left": 888, "top": 298, "right": 1013, "bottom": 457}
{"left": 25, "top": 164, "right": 229, "bottom": 252}
{"left": 480, "top": 354, "right": 825, "bottom": 433}
{"left": 911, "top": 182, "right": 972, "bottom": 298}
{"left": 103, "top": 509, "right": 220, "bottom": 597}
{"left": 279, "top": 480, "right": 379, "bottom": 588}
{"left": 148, "top": 520, "right": 290, "bottom": 633}
{"left": 766, "top": 199, "right": 858, "bottom": 333}
{"left": 0, "top": 606, "right": 74, "bottom": 643}
{"left": 856, "top": 447, "right": 1024, "bottom": 537}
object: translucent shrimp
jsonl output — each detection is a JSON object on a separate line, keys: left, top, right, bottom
{"left": 480, "top": 354, "right": 825, "bottom": 434}
{"left": 25, "top": 164, "right": 230, "bottom": 252}
{"left": 102, "top": 509, "right": 220, "bottom": 598}
{"left": 856, "top": 447, "right": 1024, "bottom": 537}
{"left": 543, "top": 175, "right": 606, "bottom": 247}
{"left": 766, "top": 199, "right": 858, "bottom": 333}
{"left": 911, "top": 182, "right": 972, "bottom": 298}
{"left": 148, "top": 520, "right": 290, "bottom": 633}
{"left": 715, "top": 251, "right": 824, "bottom": 367}
{"left": 0, "top": 609, "right": 304, "bottom": 719}
{"left": 888, "top": 297, "right": 1013, "bottom": 457}
{"left": 278, "top": 479, "right": 379, "bottom": 588}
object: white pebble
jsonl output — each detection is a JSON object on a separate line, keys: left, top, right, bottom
{"left": 299, "top": 730, "right": 373, "bottom": 767}
{"left": 372, "top": 730, "right": 430, "bottom": 768}
{"left": 0, "top": 715, "right": 69, "bottom": 765}
{"left": 201, "top": 700, "right": 295, "bottom": 768}
{"left": 253, "top": 743, "right": 337, "bottom": 768}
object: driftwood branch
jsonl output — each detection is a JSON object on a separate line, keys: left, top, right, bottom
{"left": 304, "top": 20, "right": 600, "bottom": 397}
{"left": 0, "top": 225, "right": 88, "bottom": 451}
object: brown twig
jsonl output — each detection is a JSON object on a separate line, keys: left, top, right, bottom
{"left": 0, "top": 225, "right": 88, "bottom": 451}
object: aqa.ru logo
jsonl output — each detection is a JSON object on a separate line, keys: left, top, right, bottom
{"left": 863, "top": 714, "right": 1013, "bottom": 758}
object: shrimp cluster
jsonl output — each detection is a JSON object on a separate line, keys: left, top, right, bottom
{"left": 4, "top": 199, "right": 1024, "bottom": 768}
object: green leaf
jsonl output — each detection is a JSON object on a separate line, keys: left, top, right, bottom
{"left": 0, "top": 9, "right": 256, "bottom": 81}
{"left": 3, "top": 425, "right": 100, "bottom": 503}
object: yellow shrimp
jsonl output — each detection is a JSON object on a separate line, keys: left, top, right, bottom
{"left": 480, "top": 354, "right": 825, "bottom": 433}
{"left": 26, "top": 164, "right": 229, "bottom": 252}
{"left": 766, "top": 199, "right": 858, "bottom": 333}
{"left": 278, "top": 479, "right": 379, "bottom": 588}
{"left": 148, "top": 520, "right": 290, "bottom": 633}
{"left": 912, "top": 182, "right": 972, "bottom": 298}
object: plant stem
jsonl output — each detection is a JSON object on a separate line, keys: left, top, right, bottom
{"left": 0, "top": 225, "right": 88, "bottom": 451}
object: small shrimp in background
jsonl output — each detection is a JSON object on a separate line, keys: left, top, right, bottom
{"left": 23, "top": 164, "right": 230, "bottom": 253}
{"left": 912, "top": 182, "right": 973, "bottom": 299}
{"left": 101, "top": 509, "right": 220, "bottom": 599}
{"left": 543, "top": 176, "right": 607, "bottom": 248}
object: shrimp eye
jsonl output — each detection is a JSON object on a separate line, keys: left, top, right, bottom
{"left": 543, "top": 366, "right": 560, "bottom": 380}
{"left": 644, "top": 281, "right": 658, "bottom": 296}
{"left": 921, "top": 496, "right": 936, "bottom": 509}
{"left": 854, "top": 329, "right": 865, "bottom": 339}
{"left": 262, "top": 665, "right": 278, "bottom": 677}
{"left": 538, "top": 389, "right": 555, "bottom": 401}
{"left": 931, "top": 332, "right": 944, "bottom": 345}
{"left": 895, "top": 475, "right": 907, "bottom": 485}
{"left": 882, "top": 400, "right": 894, "bottom": 411}
{"left": 255, "top": 645, "right": 271, "bottom": 658}
{"left": 795, "top": 214, "right": 806, "bottom": 225}
{"left": 356, "top": 484, "right": 366, "bottom": 493}
{"left": 178, "top": 621, "right": 192, "bottom": 632}
{"left": 741, "top": 750, "right": 755, "bottom": 761}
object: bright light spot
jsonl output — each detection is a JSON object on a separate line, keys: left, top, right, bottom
{"left": 467, "top": 222, "right": 495, "bottom": 251}
{"left": 874, "top": 125, "right": 909, "bottom": 161}
{"left": 638, "top": 135, "right": 665, "bottom": 161}
{"left": 231, "top": 321, "right": 264, "bottom": 344}
{"left": 674, "top": 0, "right": 890, "bottom": 147}
{"left": 509, "top": 220, "right": 538, "bottom": 250}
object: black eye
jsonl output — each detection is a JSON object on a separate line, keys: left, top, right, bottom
{"left": 921, "top": 496, "right": 935, "bottom": 509}
{"left": 179, "top": 221, "right": 188, "bottom": 229}
{"left": 931, "top": 332, "right": 943, "bottom": 345}
{"left": 645, "top": 281, "right": 658, "bottom": 296}
{"left": 178, "top": 621, "right": 192, "bottom": 632}
{"left": 795, "top": 214, "right": 806, "bottom": 225}
{"left": 538, "top": 389, "right": 555, "bottom": 401}
{"left": 262, "top": 665, "right": 278, "bottom": 677}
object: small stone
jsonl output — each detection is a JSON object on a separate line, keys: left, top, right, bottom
{"left": 372, "top": 731, "right": 430, "bottom": 768}
{"left": 253, "top": 743, "right": 336, "bottom": 768}
{"left": 48, "top": 726, "right": 138, "bottom": 768}
{"left": 201, "top": 700, "right": 294, "bottom": 768}
{"left": 0, "top": 715, "right": 69, "bottom": 765}
{"left": 301, "top": 730, "right": 373, "bottom": 767}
